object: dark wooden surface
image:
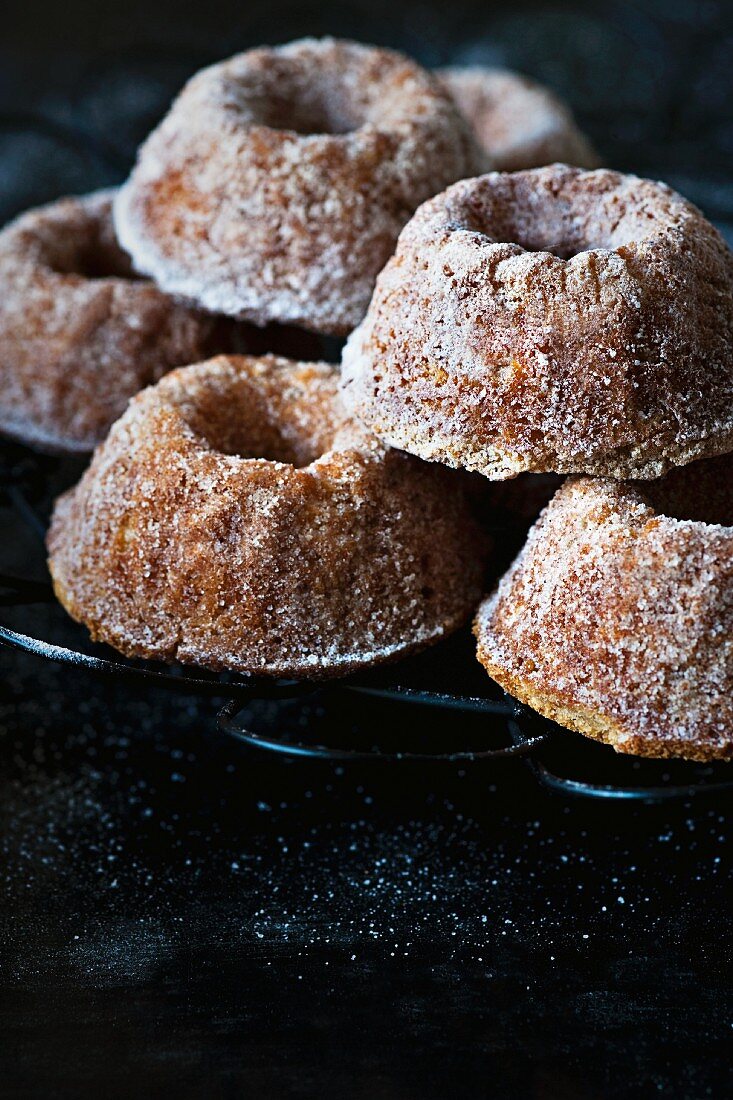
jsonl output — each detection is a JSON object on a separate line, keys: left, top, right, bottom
{"left": 1, "top": 2, "right": 733, "bottom": 1097}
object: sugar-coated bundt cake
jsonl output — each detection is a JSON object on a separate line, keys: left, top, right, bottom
{"left": 437, "top": 66, "right": 598, "bottom": 171}
{"left": 342, "top": 165, "right": 733, "bottom": 480}
{"left": 48, "top": 355, "right": 486, "bottom": 679}
{"left": 474, "top": 455, "right": 733, "bottom": 762}
{"left": 0, "top": 190, "right": 222, "bottom": 454}
{"left": 114, "top": 38, "right": 482, "bottom": 336}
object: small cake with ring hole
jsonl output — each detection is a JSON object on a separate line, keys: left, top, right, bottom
{"left": 474, "top": 455, "right": 733, "bottom": 762}
{"left": 47, "top": 355, "right": 486, "bottom": 679}
{"left": 114, "top": 38, "right": 482, "bottom": 336}
{"left": 341, "top": 165, "right": 733, "bottom": 480}
{"left": 0, "top": 190, "right": 223, "bottom": 454}
{"left": 437, "top": 66, "right": 598, "bottom": 171}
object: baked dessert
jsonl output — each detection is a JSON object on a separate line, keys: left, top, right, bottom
{"left": 341, "top": 165, "right": 733, "bottom": 480}
{"left": 0, "top": 190, "right": 222, "bottom": 454}
{"left": 438, "top": 66, "right": 598, "bottom": 171}
{"left": 48, "top": 355, "right": 486, "bottom": 679}
{"left": 114, "top": 38, "right": 482, "bottom": 336}
{"left": 474, "top": 456, "right": 733, "bottom": 762}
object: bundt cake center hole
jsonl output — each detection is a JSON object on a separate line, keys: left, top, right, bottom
{"left": 520, "top": 239, "right": 583, "bottom": 259}
{"left": 492, "top": 220, "right": 607, "bottom": 258}
{"left": 197, "top": 417, "right": 321, "bottom": 466}
{"left": 270, "top": 100, "right": 357, "bottom": 136}
{"left": 244, "top": 81, "right": 360, "bottom": 136}
{"left": 48, "top": 227, "right": 140, "bottom": 280}
{"left": 63, "top": 244, "right": 139, "bottom": 279}
{"left": 181, "top": 384, "right": 331, "bottom": 468}
{"left": 458, "top": 191, "right": 628, "bottom": 258}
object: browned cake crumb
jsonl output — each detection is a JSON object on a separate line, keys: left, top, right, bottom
{"left": 0, "top": 190, "right": 225, "bottom": 454}
{"left": 342, "top": 165, "right": 733, "bottom": 480}
{"left": 114, "top": 38, "right": 483, "bottom": 337}
{"left": 474, "top": 455, "right": 733, "bottom": 762}
{"left": 48, "top": 355, "right": 487, "bottom": 679}
{"left": 438, "top": 66, "right": 598, "bottom": 171}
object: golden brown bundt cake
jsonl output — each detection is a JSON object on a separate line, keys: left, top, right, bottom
{"left": 114, "top": 38, "right": 482, "bottom": 337}
{"left": 0, "top": 190, "right": 223, "bottom": 454}
{"left": 342, "top": 165, "right": 733, "bottom": 480}
{"left": 474, "top": 454, "right": 733, "bottom": 762}
{"left": 437, "top": 66, "right": 598, "bottom": 171}
{"left": 48, "top": 355, "right": 486, "bottom": 679}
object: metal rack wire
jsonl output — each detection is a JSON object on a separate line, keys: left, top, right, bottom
{"left": 2, "top": 442, "right": 732, "bottom": 804}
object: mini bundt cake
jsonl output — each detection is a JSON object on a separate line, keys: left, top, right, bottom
{"left": 114, "top": 38, "right": 482, "bottom": 336}
{"left": 48, "top": 355, "right": 486, "bottom": 679}
{"left": 342, "top": 165, "right": 733, "bottom": 480}
{"left": 0, "top": 190, "right": 223, "bottom": 453}
{"left": 438, "top": 66, "right": 598, "bottom": 171}
{"left": 474, "top": 455, "right": 733, "bottom": 762}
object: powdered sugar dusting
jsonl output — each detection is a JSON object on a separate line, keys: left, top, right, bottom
{"left": 342, "top": 165, "right": 733, "bottom": 480}
{"left": 474, "top": 455, "right": 733, "bottom": 761}
{"left": 438, "top": 66, "right": 599, "bottom": 171}
{"left": 47, "top": 355, "right": 486, "bottom": 679}
{"left": 114, "top": 38, "right": 483, "bottom": 336}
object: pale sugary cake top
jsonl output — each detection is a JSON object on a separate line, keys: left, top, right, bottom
{"left": 438, "top": 66, "right": 598, "bottom": 171}
{"left": 342, "top": 165, "right": 733, "bottom": 480}
{"left": 115, "top": 38, "right": 483, "bottom": 335}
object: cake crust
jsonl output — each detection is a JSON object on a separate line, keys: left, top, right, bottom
{"left": 48, "top": 355, "right": 486, "bottom": 679}
{"left": 0, "top": 190, "right": 222, "bottom": 454}
{"left": 474, "top": 457, "right": 733, "bottom": 762}
{"left": 115, "top": 39, "right": 482, "bottom": 336}
{"left": 342, "top": 165, "right": 733, "bottom": 480}
{"left": 438, "top": 66, "right": 598, "bottom": 171}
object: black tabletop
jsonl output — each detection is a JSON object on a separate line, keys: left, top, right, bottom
{"left": 2, "top": 2, "right": 733, "bottom": 1097}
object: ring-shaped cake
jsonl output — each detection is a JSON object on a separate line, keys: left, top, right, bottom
{"left": 48, "top": 355, "right": 486, "bottom": 678}
{"left": 114, "top": 38, "right": 482, "bottom": 336}
{"left": 437, "top": 66, "right": 598, "bottom": 171}
{"left": 0, "top": 190, "right": 221, "bottom": 453}
{"left": 475, "top": 455, "right": 733, "bottom": 761}
{"left": 342, "top": 165, "right": 733, "bottom": 480}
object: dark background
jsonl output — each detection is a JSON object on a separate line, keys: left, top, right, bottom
{"left": 2, "top": 2, "right": 733, "bottom": 1098}
{"left": 3, "top": 0, "right": 733, "bottom": 238}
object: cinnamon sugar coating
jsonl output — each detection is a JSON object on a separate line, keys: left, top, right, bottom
{"left": 342, "top": 165, "right": 733, "bottom": 480}
{"left": 0, "top": 190, "right": 222, "bottom": 454}
{"left": 47, "top": 355, "right": 486, "bottom": 679}
{"left": 438, "top": 67, "right": 598, "bottom": 171}
{"left": 114, "top": 38, "right": 482, "bottom": 337}
{"left": 474, "top": 455, "right": 733, "bottom": 762}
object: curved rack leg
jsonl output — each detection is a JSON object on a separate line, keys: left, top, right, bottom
{"left": 217, "top": 694, "right": 552, "bottom": 763}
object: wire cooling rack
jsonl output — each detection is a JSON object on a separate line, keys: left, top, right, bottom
{"left": 2, "top": 440, "right": 732, "bottom": 805}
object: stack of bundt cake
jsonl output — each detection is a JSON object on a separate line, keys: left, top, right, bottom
{"left": 2, "top": 38, "right": 731, "bottom": 760}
